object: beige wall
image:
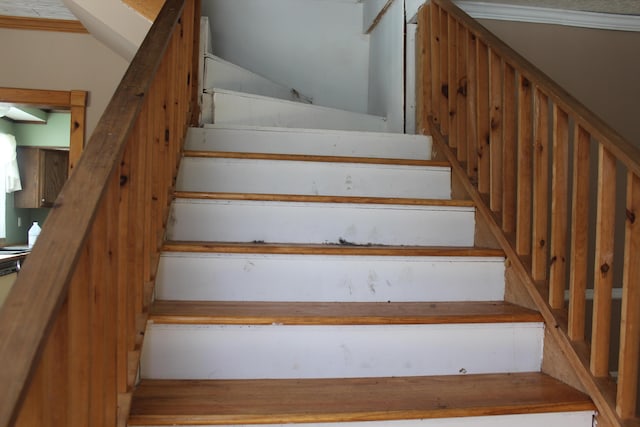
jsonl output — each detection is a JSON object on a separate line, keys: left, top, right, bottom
{"left": 0, "top": 28, "right": 128, "bottom": 137}
{"left": 478, "top": 19, "right": 640, "bottom": 145}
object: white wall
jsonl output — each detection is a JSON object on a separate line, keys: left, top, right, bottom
{"left": 0, "top": 28, "right": 128, "bottom": 137}
{"left": 63, "top": 0, "right": 151, "bottom": 61}
{"left": 367, "top": 0, "right": 405, "bottom": 132}
{"left": 201, "top": 0, "right": 370, "bottom": 114}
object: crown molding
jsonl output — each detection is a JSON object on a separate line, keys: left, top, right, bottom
{"left": 454, "top": 1, "right": 640, "bottom": 32}
{"left": 0, "top": 15, "right": 87, "bottom": 33}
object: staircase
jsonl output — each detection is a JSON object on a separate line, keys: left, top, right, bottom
{"left": 127, "top": 40, "right": 596, "bottom": 426}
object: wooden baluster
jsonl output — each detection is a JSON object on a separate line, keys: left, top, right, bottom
{"left": 447, "top": 14, "right": 457, "bottom": 147}
{"left": 489, "top": 49, "right": 503, "bottom": 214}
{"left": 466, "top": 32, "right": 478, "bottom": 182}
{"left": 456, "top": 22, "right": 468, "bottom": 163}
{"left": 415, "top": 6, "right": 429, "bottom": 133}
{"left": 430, "top": 4, "right": 441, "bottom": 130}
{"left": 476, "top": 40, "right": 490, "bottom": 195}
{"left": 105, "top": 178, "right": 120, "bottom": 426}
{"left": 117, "top": 140, "right": 133, "bottom": 399}
{"left": 568, "top": 125, "right": 591, "bottom": 340}
{"left": 516, "top": 75, "right": 533, "bottom": 256}
{"left": 502, "top": 63, "right": 517, "bottom": 233}
{"left": 617, "top": 172, "right": 640, "bottom": 418}
{"left": 549, "top": 106, "right": 569, "bottom": 309}
{"left": 417, "top": 4, "right": 433, "bottom": 133}
{"left": 439, "top": 9, "right": 449, "bottom": 136}
{"left": 531, "top": 88, "right": 549, "bottom": 281}
{"left": 591, "top": 145, "right": 616, "bottom": 377}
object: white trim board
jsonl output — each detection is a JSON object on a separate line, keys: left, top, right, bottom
{"left": 456, "top": 1, "right": 640, "bottom": 32}
{"left": 407, "top": 1, "right": 640, "bottom": 32}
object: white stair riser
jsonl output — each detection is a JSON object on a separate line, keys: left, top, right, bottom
{"left": 204, "top": 55, "right": 312, "bottom": 103}
{"left": 135, "top": 412, "right": 594, "bottom": 427}
{"left": 156, "top": 253, "right": 505, "bottom": 302}
{"left": 185, "top": 126, "right": 432, "bottom": 160}
{"left": 141, "top": 323, "right": 543, "bottom": 379}
{"left": 166, "top": 200, "right": 475, "bottom": 246}
{"left": 176, "top": 158, "right": 451, "bottom": 199}
{"left": 209, "top": 90, "right": 388, "bottom": 132}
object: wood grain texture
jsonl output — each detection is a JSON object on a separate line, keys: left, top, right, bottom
{"left": 548, "top": 106, "right": 569, "bottom": 309}
{"left": 430, "top": 3, "right": 441, "bottom": 129}
{"left": 531, "top": 88, "right": 549, "bottom": 282}
{"left": 516, "top": 75, "right": 533, "bottom": 256}
{"left": 617, "top": 172, "right": 640, "bottom": 417}
{"left": 476, "top": 40, "right": 490, "bottom": 195}
{"left": 455, "top": 21, "right": 468, "bottom": 162}
{"left": 428, "top": 126, "right": 620, "bottom": 427}
{"left": 0, "top": 16, "right": 87, "bottom": 33}
{"left": 0, "top": 0, "right": 196, "bottom": 425}
{"left": 591, "top": 145, "right": 616, "bottom": 377}
{"left": 128, "top": 373, "right": 594, "bottom": 425}
{"left": 447, "top": 13, "right": 458, "bottom": 147}
{"left": 432, "top": 0, "right": 640, "bottom": 180}
{"left": 502, "top": 63, "right": 517, "bottom": 233}
{"left": 184, "top": 151, "right": 445, "bottom": 166}
{"left": 150, "top": 301, "right": 543, "bottom": 325}
{"left": 162, "top": 241, "right": 505, "bottom": 257}
{"left": 174, "top": 191, "right": 474, "bottom": 207}
{"left": 568, "top": 125, "right": 591, "bottom": 341}
{"left": 489, "top": 48, "right": 503, "bottom": 214}
{"left": 466, "top": 32, "right": 478, "bottom": 180}
{"left": 439, "top": 8, "right": 450, "bottom": 136}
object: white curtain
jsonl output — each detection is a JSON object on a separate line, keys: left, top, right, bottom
{"left": 0, "top": 133, "right": 22, "bottom": 239}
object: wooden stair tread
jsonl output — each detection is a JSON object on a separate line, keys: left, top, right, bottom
{"left": 162, "top": 242, "right": 504, "bottom": 257}
{"left": 128, "top": 373, "right": 595, "bottom": 425}
{"left": 149, "top": 301, "right": 542, "bottom": 325}
{"left": 183, "top": 150, "right": 448, "bottom": 167}
{"left": 174, "top": 192, "right": 474, "bottom": 207}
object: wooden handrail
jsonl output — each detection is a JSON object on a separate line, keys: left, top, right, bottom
{"left": 416, "top": 1, "right": 640, "bottom": 426}
{"left": 0, "top": 0, "right": 199, "bottom": 425}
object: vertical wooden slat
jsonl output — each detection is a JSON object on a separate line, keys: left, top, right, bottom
{"left": 568, "top": 125, "right": 591, "bottom": 341}
{"left": 67, "top": 247, "right": 91, "bottom": 427}
{"left": 502, "top": 63, "right": 517, "bottom": 233}
{"left": 549, "top": 106, "right": 569, "bottom": 308}
{"left": 68, "top": 90, "right": 87, "bottom": 175}
{"left": 456, "top": 22, "right": 468, "bottom": 163}
{"left": 418, "top": 4, "right": 433, "bottom": 133}
{"left": 430, "top": 4, "right": 441, "bottom": 129}
{"left": 591, "top": 145, "right": 616, "bottom": 377}
{"left": 104, "top": 180, "right": 119, "bottom": 426}
{"left": 489, "top": 49, "right": 503, "bottom": 213}
{"left": 117, "top": 141, "right": 132, "bottom": 397}
{"left": 415, "top": 6, "right": 427, "bottom": 133}
{"left": 476, "top": 40, "right": 490, "bottom": 195}
{"left": 89, "top": 208, "right": 107, "bottom": 427}
{"left": 447, "top": 14, "right": 458, "bottom": 147}
{"left": 617, "top": 172, "right": 640, "bottom": 417}
{"left": 531, "top": 88, "right": 549, "bottom": 281}
{"left": 439, "top": 8, "right": 449, "bottom": 136}
{"left": 516, "top": 75, "right": 533, "bottom": 256}
{"left": 466, "top": 32, "right": 478, "bottom": 181}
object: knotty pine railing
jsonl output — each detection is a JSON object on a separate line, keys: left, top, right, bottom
{"left": 0, "top": 0, "right": 199, "bottom": 425}
{"left": 416, "top": 1, "right": 640, "bottom": 426}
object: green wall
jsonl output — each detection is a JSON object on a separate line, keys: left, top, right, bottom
{"left": 14, "top": 112, "right": 70, "bottom": 148}
{"left": 1, "top": 113, "right": 70, "bottom": 245}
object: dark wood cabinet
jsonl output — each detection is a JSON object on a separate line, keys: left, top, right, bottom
{"left": 14, "top": 147, "right": 69, "bottom": 208}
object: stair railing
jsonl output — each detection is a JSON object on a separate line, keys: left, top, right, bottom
{"left": 0, "top": 0, "right": 200, "bottom": 425}
{"left": 416, "top": 1, "right": 640, "bottom": 426}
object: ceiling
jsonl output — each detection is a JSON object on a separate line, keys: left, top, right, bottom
{"left": 0, "top": 0, "right": 639, "bottom": 22}
{"left": 0, "top": 0, "right": 76, "bottom": 20}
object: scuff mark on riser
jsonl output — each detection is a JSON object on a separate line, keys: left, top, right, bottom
{"left": 166, "top": 200, "right": 476, "bottom": 247}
